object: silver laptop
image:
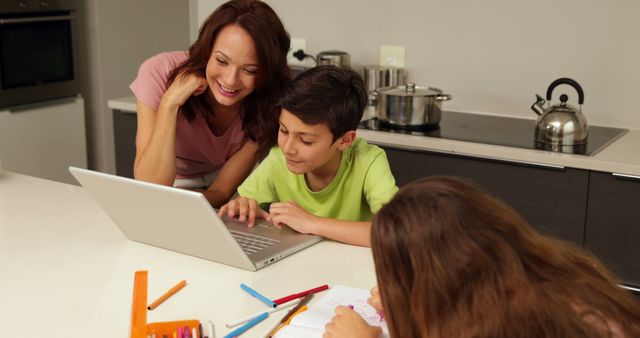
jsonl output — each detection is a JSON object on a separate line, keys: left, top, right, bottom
{"left": 68, "top": 166, "right": 322, "bottom": 271}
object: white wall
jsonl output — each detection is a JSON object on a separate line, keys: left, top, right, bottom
{"left": 78, "top": 0, "right": 190, "bottom": 173}
{"left": 196, "top": 0, "right": 640, "bottom": 129}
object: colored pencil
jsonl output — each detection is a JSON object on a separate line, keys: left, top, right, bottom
{"left": 147, "top": 280, "right": 187, "bottom": 310}
{"left": 223, "top": 312, "right": 268, "bottom": 338}
{"left": 226, "top": 298, "right": 301, "bottom": 328}
{"left": 262, "top": 293, "right": 314, "bottom": 338}
{"left": 272, "top": 284, "right": 328, "bottom": 305}
{"left": 240, "top": 283, "right": 276, "bottom": 307}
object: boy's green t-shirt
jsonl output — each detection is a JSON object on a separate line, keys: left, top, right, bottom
{"left": 237, "top": 138, "right": 398, "bottom": 221}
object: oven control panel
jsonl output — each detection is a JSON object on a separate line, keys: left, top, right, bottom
{"left": 1, "top": 0, "right": 73, "bottom": 13}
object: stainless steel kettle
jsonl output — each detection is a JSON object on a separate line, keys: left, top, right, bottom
{"left": 531, "top": 78, "right": 588, "bottom": 146}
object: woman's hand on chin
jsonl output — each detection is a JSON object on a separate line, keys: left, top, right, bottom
{"left": 164, "top": 72, "right": 209, "bottom": 107}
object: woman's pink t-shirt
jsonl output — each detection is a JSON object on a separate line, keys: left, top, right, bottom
{"left": 129, "top": 51, "right": 246, "bottom": 179}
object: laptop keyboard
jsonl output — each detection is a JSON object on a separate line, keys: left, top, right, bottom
{"left": 229, "top": 231, "right": 279, "bottom": 256}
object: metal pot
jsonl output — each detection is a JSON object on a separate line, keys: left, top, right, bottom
{"left": 377, "top": 83, "right": 452, "bottom": 127}
{"left": 362, "top": 65, "right": 407, "bottom": 120}
{"left": 316, "top": 50, "right": 350, "bottom": 68}
{"left": 363, "top": 65, "right": 406, "bottom": 92}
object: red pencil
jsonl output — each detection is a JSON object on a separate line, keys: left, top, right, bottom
{"left": 273, "top": 285, "right": 329, "bottom": 305}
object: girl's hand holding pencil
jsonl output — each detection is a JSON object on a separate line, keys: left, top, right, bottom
{"left": 367, "top": 286, "right": 384, "bottom": 321}
{"left": 323, "top": 306, "right": 382, "bottom": 338}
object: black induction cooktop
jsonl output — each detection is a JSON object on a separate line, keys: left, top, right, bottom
{"left": 359, "top": 111, "right": 628, "bottom": 156}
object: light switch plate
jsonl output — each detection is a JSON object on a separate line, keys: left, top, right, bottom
{"left": 379, "top": 45, "right": 405, "bottom": 67}
{"left": 288, "top": 38, "right": 307, "bottom": 67}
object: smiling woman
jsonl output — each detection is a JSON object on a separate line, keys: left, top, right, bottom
{"left": 205, "top": 24, "right": 259, "bottom": 115}
{"left": 128, "top": 0, "right": 290, "bottom": 208}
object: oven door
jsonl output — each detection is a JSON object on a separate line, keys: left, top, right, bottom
{"left": 0, "top": 11, "right": 79, "bottom": 108}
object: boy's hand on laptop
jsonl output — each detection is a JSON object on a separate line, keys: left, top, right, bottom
{"left": 218, "top": 196, "right": 270, "bottom": 227}
{"left": 269, "top": 201, "right": 318, "bottom": 234}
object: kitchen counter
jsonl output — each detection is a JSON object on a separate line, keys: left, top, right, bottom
{"left": 108, "top": 95, "right": 137, "bottom": 111}
{"left": 108, "top": 96, "right": 640, "bottom": 176}
{"left": 358, "top": 128, "right": 640, "bottom": 177}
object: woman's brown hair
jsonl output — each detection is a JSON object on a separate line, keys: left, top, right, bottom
{"left": 371, "top": 176, "right": 640, "bottom": 338}
{"left": 169, "top": 0, "right": 290, "bottom": 156}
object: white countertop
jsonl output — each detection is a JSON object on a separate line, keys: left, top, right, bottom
{"left": 108, "top": 95, "right": 137, "bottom": 111}
{"left": 108, "top": 95, "right": 640, "bottom": 176}
{"left": 0, "top": 171, "right": 376, "bottom": 338}
{"left": 358, "top": 128, "right": 640, "bottom": 176}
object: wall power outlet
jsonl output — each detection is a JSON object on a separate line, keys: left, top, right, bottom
{"left": 288, "top": 37, "right": 307, "bottom": 67}
{"left": 380, "top": 45, "right": 406, "bottom": 68}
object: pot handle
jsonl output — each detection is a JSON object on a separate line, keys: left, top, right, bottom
{"left": 546, "top": 78, "right": 584, "bottom": 105}
{"left": 435, "top": 94, "right": 452, "bottom": 101}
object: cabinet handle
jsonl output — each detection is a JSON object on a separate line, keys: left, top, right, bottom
{"left": 619, "top": 284, "right": 640, "bottom": 294}
{"left": 502, "top": 159, "right": 565, "bottom": 171}
{"left": 612, "top": 173, "right": 640, "bottom": 181}
{"left": 0, "top": 15, "right": 75, "bottom": 25}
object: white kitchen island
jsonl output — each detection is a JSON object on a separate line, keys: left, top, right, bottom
{"left": 0, "top": 171, "right": 376, "bottom": 338}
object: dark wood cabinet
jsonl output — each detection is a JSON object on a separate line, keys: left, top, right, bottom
{"left": 585, "top": 171, "right": 640, "bottom": 288}
{"left": 380, "top": 146, "right": 590, "bottom": 246}
{"left": 379, "top": 145, "right": 640, "bottom": 287}
{"left": 112, "top": 110, "right": 137, "bottom": 179}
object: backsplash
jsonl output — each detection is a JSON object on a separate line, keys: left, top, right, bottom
{"left": 194, "top": 0, "right": 640, "bottom": 130}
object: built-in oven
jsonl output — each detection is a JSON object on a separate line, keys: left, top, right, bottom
{"left": 0, "top": 0, "right": 79, "bottom": 109}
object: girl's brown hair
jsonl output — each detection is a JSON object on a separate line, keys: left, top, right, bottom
{"left": 372, "top": 176, "right": 640, "bottom": 338}
{"left": 169, "top": 0, "right": 290, "bottom": 156}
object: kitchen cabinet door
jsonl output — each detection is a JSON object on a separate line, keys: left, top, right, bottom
{"left": 0, "top": 97, "right": 87, "bottom": 184}
{"left": 112, "top": 110, "right": 137, "bottom": 179}
{"left": 381, "top": 146, "right": 589, "bottom": 246}
{"left": 585, "top": 171, "right": 640, "bottom": 288}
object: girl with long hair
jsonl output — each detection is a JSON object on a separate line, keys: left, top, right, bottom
{"left": 324, "top": 176, "right": 640, "bottom": 338}
{"left": 130, "top": 0, "right": 290, "bottom": 207}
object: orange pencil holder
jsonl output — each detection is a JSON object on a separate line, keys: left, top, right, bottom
{"left": 130, "top": 271, "right": 201, "bottom": 338}
{"left": 147, "top": 320, "right": 201, "bottom": 338}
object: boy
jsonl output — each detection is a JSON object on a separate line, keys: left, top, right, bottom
{"left": 218, "top": 66, "right": 398, "bottom": 246}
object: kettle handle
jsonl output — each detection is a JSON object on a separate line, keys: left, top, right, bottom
{"left": 546, "top": 78, "right": 584, "bottom": 105}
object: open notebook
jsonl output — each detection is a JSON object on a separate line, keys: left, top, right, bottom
{"left": 274, "top": 285, "right": 389, "bottom": 338}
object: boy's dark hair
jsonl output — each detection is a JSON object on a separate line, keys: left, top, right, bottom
{"left": 279, "top": 65, "right": 367, "bottom": 141}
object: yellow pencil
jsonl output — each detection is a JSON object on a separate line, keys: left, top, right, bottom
{"left": 147, "top": 280, "right": 187, "bottom": 310}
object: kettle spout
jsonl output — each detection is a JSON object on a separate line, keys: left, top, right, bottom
{"left": 531, "top": 94, "right": 546, "bottom": 116}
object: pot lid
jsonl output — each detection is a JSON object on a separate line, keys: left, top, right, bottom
{"left": 379, "top": 83, "right": 443, "bottom": 96}
{"left": 549, "top": 102, "right": 580, "bottom": 114}
{"left": 317, "top": 50, "right": 349, "bottom": 56}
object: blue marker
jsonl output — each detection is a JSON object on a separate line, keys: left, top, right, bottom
{"left": 240, "top": 283, "right": 277, "bottom": 308}
{"left": 223, "top": 311, "right": 268, "bottom": 338}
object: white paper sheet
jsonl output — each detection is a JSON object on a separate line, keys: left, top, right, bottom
{"left": 274, "top": 285, "right": 389, "bottom": 338}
